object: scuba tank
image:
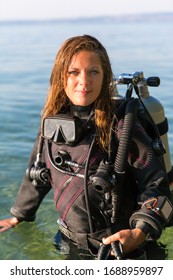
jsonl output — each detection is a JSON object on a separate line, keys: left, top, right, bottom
{"left": 113, "top": 71, "right": 173, "bottom": 196}
{"left": 138, "top": 75, "right": 173, "bottom": 199}
{"left": 138, "top": 75, "right": 173, "bottom": 186}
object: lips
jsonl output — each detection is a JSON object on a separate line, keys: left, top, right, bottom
{"left": 76, "top": 90, "right": 91, "bottom": 95}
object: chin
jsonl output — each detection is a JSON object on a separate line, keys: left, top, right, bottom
{"left": 74, "top": 101, "right": 91, "bottom": 107}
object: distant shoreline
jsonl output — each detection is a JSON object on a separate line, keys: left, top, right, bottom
{"left": 0, "top": 12, "right": 173, "bottom": 24}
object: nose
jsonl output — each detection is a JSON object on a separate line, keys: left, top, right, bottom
{"left": 79, "top": 71, "right": 89, "bottom": 87}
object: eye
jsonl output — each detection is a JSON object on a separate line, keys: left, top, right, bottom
{"left": 68, "top": 70, "right": 79, "bottom": 76}
{"left": 90, "top": 69, "right": 99, "bottom": 75}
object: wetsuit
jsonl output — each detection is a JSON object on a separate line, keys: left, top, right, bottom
{"left": 10, "top": 103, "right": 173, "bottom": 256}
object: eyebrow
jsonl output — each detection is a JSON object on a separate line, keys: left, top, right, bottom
{"left": 68, "top": 66, "right": 101, "bottom": 70}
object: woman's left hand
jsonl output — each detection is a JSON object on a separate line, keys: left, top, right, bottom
{"left": 102, "top": 228, "right": 146, "bottom": 256}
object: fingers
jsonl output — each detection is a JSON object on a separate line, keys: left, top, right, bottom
{"left": 0, "top": 217, "right": 19, "bottom": 233}
{"left": 100, "top": 228, "right": 146, "bottom": 259}
{"left": 102, "top": 232, "right": 119, "bottom": 245}
{"left": 0, "top": 225, "right": 13, "bottom": 233}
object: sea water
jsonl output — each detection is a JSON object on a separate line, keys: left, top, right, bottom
{"left": 0, "top": 15, "right": 173, "bottom": 260}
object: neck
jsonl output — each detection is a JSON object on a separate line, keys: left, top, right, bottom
{"left": 70, "top": 103, "right": 94, "bottom": 119}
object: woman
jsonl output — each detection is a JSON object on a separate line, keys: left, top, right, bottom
{"left": 0, "top": 35, "right": 172, "bottom": 259}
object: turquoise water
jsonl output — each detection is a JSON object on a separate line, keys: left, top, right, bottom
{"left": 0, "top": 16, "right": 173, "bottom": 260}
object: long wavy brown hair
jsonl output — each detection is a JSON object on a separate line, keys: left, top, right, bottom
{"left": 42, "top": 35, "right": 115, "bottom": 151}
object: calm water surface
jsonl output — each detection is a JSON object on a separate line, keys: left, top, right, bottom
{"left": 0, "top": 16, "right": 173, "bottom": 260}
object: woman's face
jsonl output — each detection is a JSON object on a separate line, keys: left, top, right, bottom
{"left": 64, "top": 50, "right": 104, "bottom": 106}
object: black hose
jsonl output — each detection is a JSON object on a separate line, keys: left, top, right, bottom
{"left": 111, "top": 98, "right": 139, "bottom": 223}
{"left": 98, "top": 98, "right": 139, "bottom": 260}
{"left": 114, "top": 98, "right": 139, "bottom": 173}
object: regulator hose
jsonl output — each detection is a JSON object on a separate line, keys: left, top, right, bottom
{"left": 98, "top": 98, "right": 139, "bottom": 260}
{"left": 111, "top": 98, "right": 139, "bottom": 223}
{"left": 114, "top": 98, "right": 139, "bottom": 173}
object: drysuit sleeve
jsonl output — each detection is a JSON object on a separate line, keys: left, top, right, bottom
{"left": 10, "top": 133, "right": 52, "bottom": 222}
{"left": 117, "top": 119, "right": 173, "bottom": 240}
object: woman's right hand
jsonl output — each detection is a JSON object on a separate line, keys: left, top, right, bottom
{"left": 0, "top": 217, "right": 20, "bottom": 232}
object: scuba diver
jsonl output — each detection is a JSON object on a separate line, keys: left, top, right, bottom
{"left": 0, "top": 34, "right": 173, "bottom": 260}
